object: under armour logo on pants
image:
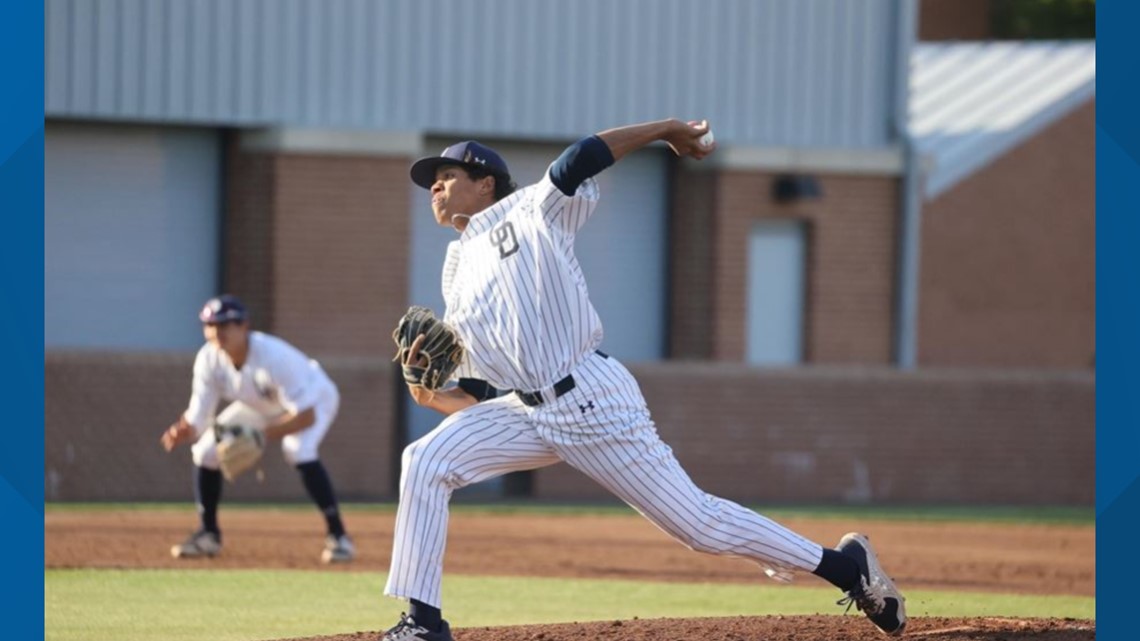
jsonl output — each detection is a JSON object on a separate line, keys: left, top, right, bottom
{"left": 579, "top": 401, "right": 595, "bottom": 414}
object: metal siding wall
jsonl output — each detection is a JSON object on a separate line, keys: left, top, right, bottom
{"left": 45, "top": 0, "right": 68, "bottom": 111}
{"left": 45, "top": 122, "right": 221, "bottom": 350}
{"left": 116, "top": 0, "right": 143, "bottom": 116}
{"left": 46, "top": 0, "right": 898, "bottom": 147}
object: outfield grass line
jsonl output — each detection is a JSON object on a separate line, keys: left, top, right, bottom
{"left": 44, "top": 568, "right": 1095, "bottom": 641}
{"left": 44, "top": 501, "right": 1095, "bottom": 525}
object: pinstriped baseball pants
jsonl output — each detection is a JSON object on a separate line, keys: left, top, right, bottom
{"left": 384, "top": 352, "right": 824, "bottom": 607}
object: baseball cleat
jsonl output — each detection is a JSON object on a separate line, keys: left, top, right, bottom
{"left": 380, "top": 613, "right": 453, "bottom": 641}
{"left": 836, "top": 532, "right": 907, "bottom": 636}
{"left": 321, "top": 533, "right": 356, "bottom": 564}
{"left": 170, "top": 529, "right": 222, "bottom": 559}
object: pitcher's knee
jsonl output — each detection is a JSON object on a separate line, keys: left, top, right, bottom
{"left": 400, "top": 441, "right": 432, "bottom": 480}
{"left": 400, "top": 439, "right": 460, "bottom": 490}
{"left": 666, "top": 501, "right": 735, "bottom": 555}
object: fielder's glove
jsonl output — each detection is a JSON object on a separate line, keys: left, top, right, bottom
{"left": 214, "top": 423, "right": 266, "bottom": 482}
{"left": 392, "top": 306, "right": 465, "bottom": 391}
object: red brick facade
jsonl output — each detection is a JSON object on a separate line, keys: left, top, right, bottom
{"left": 918, "top": 101, "right": 1096, "bottom": 368}
{"left": 919, "top": 0, "right": 992, "bottom": 41}
{"left": 44, "top": 123, "right": 1094, "bottom": 505}
{"left": 224, "top": 137, "right": 412, "bottom": 357}
{"left": 671, "top": 167, "right": 900, "bottom": 364}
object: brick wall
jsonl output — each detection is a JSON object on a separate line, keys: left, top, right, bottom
{"left": 224, "top": 140, "right": 277, "bottom": 330}
{"left": 919, "top": 0, "right": 992, "bottom": 41}
{"left": 224, "top": 139, "right": 411, "bottom": 357}
{"left": 668, "top": 162, "right": 716, "bottom": 359}
{"left": 795, "top": 175, "right": 900, "bottom": 363}
{"left": 46, "top": 354, "right": 1092, "bottom": 505}
{"left": 533, "top": 363, "right": 1094, "bottom": 505}
{"left": 45, "top": 352, "right": 398, "bottom": 502}
{"left": 671, "top": 168, "right": 899, "bottom": 364}
{"left": 918, "top": 100, "right": 1096, "bottom": 368}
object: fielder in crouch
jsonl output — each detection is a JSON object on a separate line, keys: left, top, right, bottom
{"left": 160, "top": 294, "right": 356, "bottom": 564}
{"left": 382, "top": 119, "right": 906, "bottom": 640}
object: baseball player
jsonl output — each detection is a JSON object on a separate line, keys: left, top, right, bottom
{"left": 381, "top": 119, "right": 906, "bottom": 641}
{"left": 160, "top": 294, "right": 356, "bottom": 564}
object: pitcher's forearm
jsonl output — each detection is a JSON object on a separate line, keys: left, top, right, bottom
{"left": 409, "top": 385, "right": 479, "bottom": 416}
{"left": 596, "top": 119, "right": 682, "bottom": 162}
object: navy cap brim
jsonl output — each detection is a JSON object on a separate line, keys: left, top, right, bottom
{"left": 200, "top": 311, "right": 247, "bottom": 324}
{"left": 410, "top": 157, "right": 458, "bottom": 190}
{"left": 410, "top": 157, "right": 510, "bottom": 190}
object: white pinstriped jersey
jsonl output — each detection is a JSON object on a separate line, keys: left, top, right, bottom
{"left": 183, "top": 331, "right": 334, "bottom": 435}
{"left": 441, "top": 169, "right": 603, "bottom": 392}
{"left": 388, "top": 158, "right": 827, "bottom": 610}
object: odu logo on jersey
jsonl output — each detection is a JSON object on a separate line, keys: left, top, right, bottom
{"left": 490, "top": 221, "right": 519, "bottom": 259}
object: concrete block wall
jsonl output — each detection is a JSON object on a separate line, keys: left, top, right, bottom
{"left": 46, "top": 354, "right": 1093, "bottom": 505}
{"left": 532, "top": 363, "right": 1094, "bottom": 505}
{"left": 45, "top": 352, "right": 398, "bottom": 502}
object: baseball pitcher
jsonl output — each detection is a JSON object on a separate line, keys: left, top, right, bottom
{"left": 379, "top": 119, "right": 906, "bottom": 641}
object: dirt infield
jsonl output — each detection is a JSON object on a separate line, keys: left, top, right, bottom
{"left": 46, "top": 508, "right": 1095, "bottom": 640}
{"left": 292, "top": 616, "right": 1097, "bottom": 641}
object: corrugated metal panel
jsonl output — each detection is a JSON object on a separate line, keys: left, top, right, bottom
{"left": 45, "top": 122, "right": 222, "bottom": 350}
{"left": 910, "top": 41, "right": 1096, "bottom": 198}
{"left": 46, "top": 0, "right": 902, "bottom": 149}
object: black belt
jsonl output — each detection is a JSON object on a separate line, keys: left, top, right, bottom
{"left": 515, "top": 350, "right": 608, "bottom": 407}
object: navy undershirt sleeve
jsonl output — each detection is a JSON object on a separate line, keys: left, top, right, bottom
{"left": 549, "top": 135, "right": 616, "bottom": 196}
{"left": 456, "top": 377, "right": 500, "bottom": 402}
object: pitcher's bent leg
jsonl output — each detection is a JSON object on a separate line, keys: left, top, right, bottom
{"left": 384, "top": 397, "right": 559, "bottom": 607}
{"left": 543, "top": 353, "right": 823, "bottom": 579}
{"left": 558, "top": 425, "right": 822, "bottom": 578}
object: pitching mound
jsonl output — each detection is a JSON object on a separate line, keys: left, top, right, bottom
{"left": 286, "top": 615, "right": 1095, "bottom": 641}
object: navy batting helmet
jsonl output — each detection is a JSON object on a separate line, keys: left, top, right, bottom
{"left": 199, "top": 295, "right": 248, "bottom": 324}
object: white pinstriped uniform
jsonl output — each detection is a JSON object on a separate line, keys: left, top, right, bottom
{"left": 184, "top": 332, "right": 340, "bottom": 468}
{"left": 384, "top": 168, "right": 824, "bottom": 607}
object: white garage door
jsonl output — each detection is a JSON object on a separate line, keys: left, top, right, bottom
{"left": 747, "top": 219, "right": 807, "bottom": 365}
{"left": 45, "top": 122, "right": 221, "bottom": 350}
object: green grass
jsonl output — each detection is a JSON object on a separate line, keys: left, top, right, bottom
{"left": 45, "top": 569, "right": 1095, "bottom": 641}
{"left": 44, "top": 501, "right": 1096, "bottom": 525}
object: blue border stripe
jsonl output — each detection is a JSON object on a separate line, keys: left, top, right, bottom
{"left": 1097, "top": 1, "right": 1132, "bottom": 639}
{"left": 4, "top": 0, "right": 44, "bottom": 638}
{"left": 30, "top": 2, "right": 1111, "bottom": 640}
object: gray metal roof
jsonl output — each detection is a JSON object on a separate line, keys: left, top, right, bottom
{"left": 46, "top": 0, "right": 907, "bottom": 150}
{"left": 910, "top": 41, "right": 1096, "bottom": 199}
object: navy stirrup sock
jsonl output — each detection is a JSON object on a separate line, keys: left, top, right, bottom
{"left": 409, "top": 599, "right": 442, "bottom": 632}
{"left": 194, "top": 466, "right": 223, "bottom": 535}
{"left": 813, "top": 547, "right": 861, "bottom": 592}
{"left": 296, "top": 460, "right": 346, "bottom": 537}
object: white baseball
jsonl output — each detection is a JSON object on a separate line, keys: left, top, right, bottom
{"left": 698, "top": 129, "right": 715, "bottom": 148}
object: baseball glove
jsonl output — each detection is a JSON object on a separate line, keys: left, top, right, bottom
{"left": 214, "top": 423, "right": 266, "bottom": 482}
{"left": 392, "top": 306, "right": 465, "bottom": 391}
